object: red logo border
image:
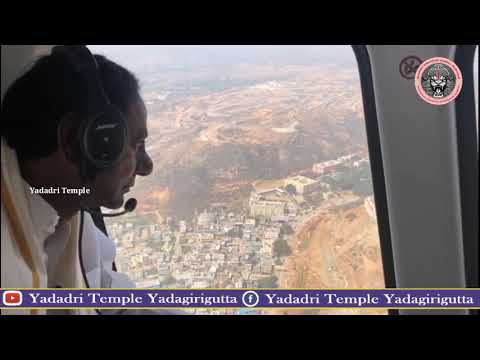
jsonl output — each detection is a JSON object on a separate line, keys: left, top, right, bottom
{"left": 415, "top": 57, "right": 463, "bottom": 106}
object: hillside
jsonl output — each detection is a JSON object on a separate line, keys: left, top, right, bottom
{"left": 131, "top": 63, "right": 367, "bottom": 219}
{"left": 269, "top": 196, "right": 386, "bottom": 315}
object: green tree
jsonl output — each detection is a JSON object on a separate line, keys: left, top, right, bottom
{"left": 163, "top": 274, "right": 176, "bottom": 285}
{"left": 258, "top": 275, "right": 278, "bottom": 288}
{"left": 285, "top": 184, "right": 297, "bottom": 195}
{"left": 280, "top": 223, "right": 294, "bottom": 236}
{"left": 353, "top": 180, "right": 373, "bottom": 197}
{"left": 274, "top": 239, "right": 292, "bottom": 257}
{"left": 169, "top": 220, "right": 179, "bottom": 232}
{"left": 227, "top": 227, "right": 243, "bottom": 238}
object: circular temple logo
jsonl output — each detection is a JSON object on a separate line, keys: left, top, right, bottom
{"left": 415, "top": 57, "right": 463, "bottom": 105}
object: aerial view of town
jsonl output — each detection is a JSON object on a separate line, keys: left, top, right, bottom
{"left": 92, "top": 46, "right": 387, "bottom": 315}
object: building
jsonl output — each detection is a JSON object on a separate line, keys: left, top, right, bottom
{"left": 364, "top": 196, "right": 377, "bottom": 222}
{"left": 313, "top": 161, "right": 336, "bottom": 174}
{"left": 244, "top": 218, "right": 256, "bottom": 227}
{"left": 248, "top": 188, "right": 298, "bottom": 219}
{"left": 284, "top": 175, "right": 322, "bottom": 194}
{"left": 137, "top": 279, "right": 159, "bottom": 288}
{"left": 354, "top": 158, "right": 369, "bottom": 168}
{"left": 197, "top": 209, "right": 215, "bottom": 229}
{"left": 250, "top": 197, "right": 286, "bottom": 219}
{"left": 263, "top": 227, "right": 280, "bottom": 241}
{"left": 140, "top": 227, "right": 150, "bottom": 241}
{"left": 179, "top": 220, "right": 187, "bottom": 233}
{"left": 260, "top": 258, "right": 274, "bottom": 274}
{"left": 312, "top": 153, "right": 362, "bottom": 175}
{"left": 192, "top": 280, "right": 210, "bottom": 288}
{"left": 271, "top": 215, "right": 289, "bottom": 223}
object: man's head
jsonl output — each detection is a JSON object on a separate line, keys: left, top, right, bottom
{"left": 1, "top": 46, "right": 153, "bottom": 216}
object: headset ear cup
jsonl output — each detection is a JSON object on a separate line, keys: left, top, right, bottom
{"left": 82, "top": 106, "right": 127, "bottom": 169}
{"left": 68, "top": 116, "right": 92, "bottom": 183}
{"left": 55, "top": 46, "right": 128, "bottom": 172}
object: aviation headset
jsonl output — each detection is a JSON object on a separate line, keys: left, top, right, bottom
{"left": 52, "top": 45, "right": 128, "bottom": 181}
{"left": 53, "top": 46, "right": 133, "bottom": 301}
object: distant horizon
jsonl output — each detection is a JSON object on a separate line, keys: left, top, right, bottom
{"left": 87, "top": 45, "right": 357, "bottom": 73}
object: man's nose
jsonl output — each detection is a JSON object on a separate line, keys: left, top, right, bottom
{"left": 136, "top": 153, "right": 153, "bottom": 176}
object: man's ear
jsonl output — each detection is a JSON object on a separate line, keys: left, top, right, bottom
{"left": 57, "top": 112, "right": 82, "bottom": 165}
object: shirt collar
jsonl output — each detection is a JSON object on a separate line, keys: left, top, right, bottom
{"left": 23, "top": 180, "right": 60, "bottom": 242}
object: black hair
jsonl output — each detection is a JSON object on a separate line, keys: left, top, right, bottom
{"left": 1, "top": 47, "right": 140, "bottom": 162}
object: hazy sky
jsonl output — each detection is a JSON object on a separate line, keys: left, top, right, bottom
{"left": 88, "top": 45, "right": 478, "bottom": 113}
{"left": 87, "top": 45, "right": 356, "bottom": 72}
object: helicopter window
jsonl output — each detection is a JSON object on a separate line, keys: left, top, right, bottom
{"left": 92, "top": 45, "right": 388, "bottom": 315}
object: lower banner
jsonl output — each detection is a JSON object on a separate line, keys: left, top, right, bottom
{"left": 1, "top": 289, "right": 479, "bottom": 309}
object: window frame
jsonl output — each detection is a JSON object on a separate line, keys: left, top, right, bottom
{"left": 454, "top": 45, "right": 478, "bottom": 295}
{"left": 351, "top": 46, "right": 397, "bottom": 315}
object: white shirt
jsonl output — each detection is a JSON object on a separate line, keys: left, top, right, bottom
{"left": 23, "top": 180, "right": 135, "bottom": 287}
{"left": 22, "top": 181, "right": 68, "bottom": 288}
{"left": 17, "top": 181, "right": 181, "bottom": 315}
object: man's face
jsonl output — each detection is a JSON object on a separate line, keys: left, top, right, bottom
{"left": 91, "top": 98, "right": 153, "bottom": 209}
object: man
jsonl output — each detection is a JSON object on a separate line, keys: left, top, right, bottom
{"left": 1, "top": 46, "right": 172, "bottom": 315}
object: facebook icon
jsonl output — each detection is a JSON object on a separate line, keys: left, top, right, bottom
{"left": 242, "top": 291, "right": 260, "bottom": 307}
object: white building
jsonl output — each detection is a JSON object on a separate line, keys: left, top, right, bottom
{"left": 364, "top": 196, "right": 377, "bottom": 222}
{"left": 284, "top": 175, "right": 322, "bottom": 194}
{"left": 179, "top": 220, "right": 187, "bottom": 233}
{"left": 197, "top": 209, "right": 215, "bottom": 229}
{"left": 249, "top": 192, "right": 286, "bottom": 219}
{"left": 354, "top": 158, "right": 369, "bottom": 168}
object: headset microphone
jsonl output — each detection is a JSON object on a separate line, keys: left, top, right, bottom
{"left": 85, "top": 198, "right": 137, "bottom": 217}
{"left": 103, "top": 198, "right": 137, "bottom": 217}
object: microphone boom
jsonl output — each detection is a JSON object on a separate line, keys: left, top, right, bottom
{"left": 85, "top": 198, "right": 137, "bottom": 217}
